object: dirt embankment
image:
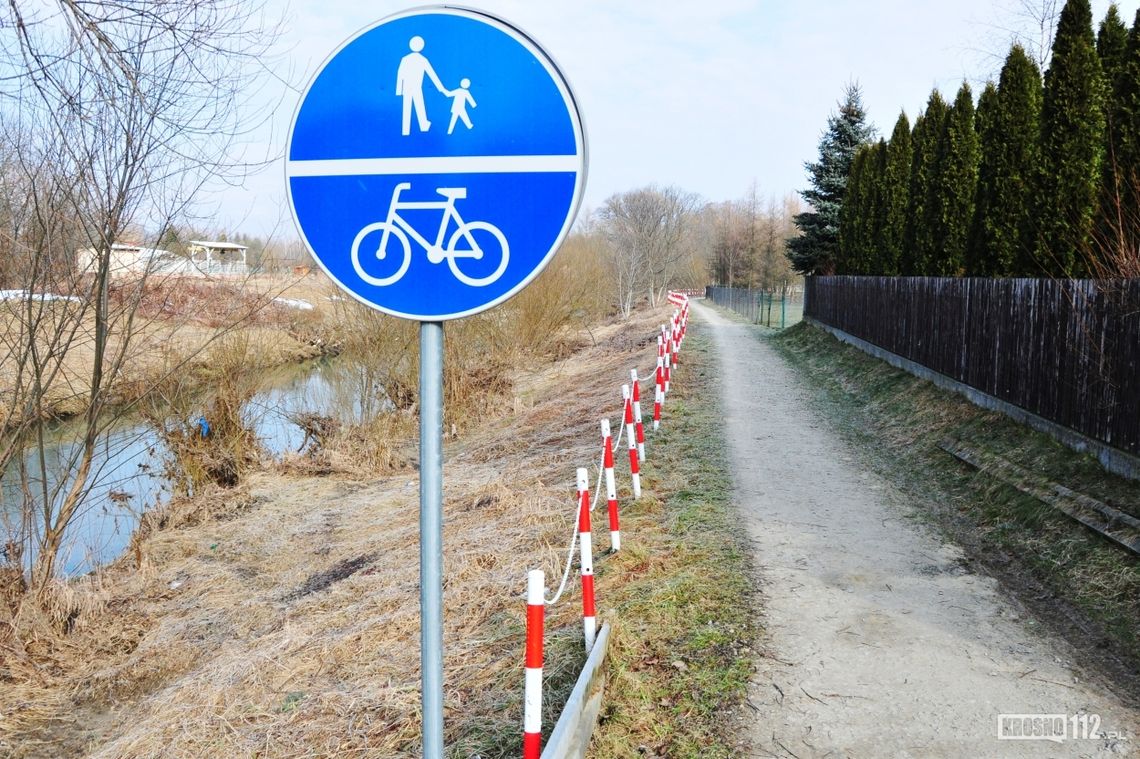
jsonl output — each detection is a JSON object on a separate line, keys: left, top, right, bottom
{"left": 1, "top": 305, "right": 759, "bottom": 758}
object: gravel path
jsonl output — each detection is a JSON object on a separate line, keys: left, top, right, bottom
{"left": 692, "top": 301, "right": 1137, "bottom": 759}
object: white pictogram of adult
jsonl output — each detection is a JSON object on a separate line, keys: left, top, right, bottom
{"left": 395, "top": 36, "right": 446, "bottom": 136}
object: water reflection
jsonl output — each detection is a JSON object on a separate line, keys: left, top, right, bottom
{"left": 1, "top": 357, "right": 378, "bottom": 575}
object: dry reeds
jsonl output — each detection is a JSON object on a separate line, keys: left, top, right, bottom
{"left": 144, "top": 334, "right": 263, "bottom": 496}
{"left": 1, "top": 289, "right": 661, "bottom": 756}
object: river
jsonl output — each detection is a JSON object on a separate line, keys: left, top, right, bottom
{"left": 0, "top": 357, "right": 386, "bottom": 575}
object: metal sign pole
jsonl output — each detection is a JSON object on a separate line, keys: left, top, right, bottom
{"left": 285, "top": 11, "right": 585, "bottom": 756}
{"left": 419, "top": 321, "right": 445, "bottom": 757}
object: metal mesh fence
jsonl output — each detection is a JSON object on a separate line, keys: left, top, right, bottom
{"left": 704, "top": 285, "right": 803, "bottom": 329}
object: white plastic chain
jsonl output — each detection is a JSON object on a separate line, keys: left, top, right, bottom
{"left": 543, "top": 367, "right": 656, "bottom": 605}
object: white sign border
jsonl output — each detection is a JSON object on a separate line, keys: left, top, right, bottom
{"left": 285, "top": 4, "right": 589, "bottom": 322}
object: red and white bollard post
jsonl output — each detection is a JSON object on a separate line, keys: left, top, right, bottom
{"left": 663, "top": 340, "right": 672, "bottom": 394}
{"left": 622, "top": 385, "right": 642, "bottom": 498}
{"left": 654, "top": 354, "right": 665, "bottom": 417}
{"left": 630, "top": 369, "right": 646, "bottom": 463}
{"left": 601, "top": 419, "right": 620, "bottom": 551}
{"left": 523, "top": 569, "right": 544, "bottom": 759}
{"left": 576, "top": 467, "right": 596, "bottom": 652}
{"left": 671, "top": 312, "right": 680, "bottom": 366}
{"left": 670, "top": 316, "right": 677, "bottom": 367}
{"left": 653, "top": 382, "right": 663, "bottom": 431}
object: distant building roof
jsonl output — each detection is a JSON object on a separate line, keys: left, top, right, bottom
{"left": 188, "top": 240, "right": 249, "bottom": 251}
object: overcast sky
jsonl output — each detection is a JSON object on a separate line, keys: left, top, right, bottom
{"left": 229, "top": 0, "right": 1139, "bottom": 239}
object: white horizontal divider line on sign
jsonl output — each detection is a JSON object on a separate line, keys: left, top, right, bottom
{"left": 285, "top": 155, "right": 581, "bottom": 177}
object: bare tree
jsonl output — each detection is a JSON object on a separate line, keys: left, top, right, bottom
{"left": 756, "top": 195, "right": 799, "bottom": 291}
{"left": 1014, "top": 0, "right": 1061, "bottom": 71}
{"left": 706, "top": 200, "right": 752, "bottom": 288}
{"left": 599, "top": 185, "right": 701, "bottom": 317}
{"left": 1093, "top": 166, "right": 1140, "bottom": 279}
{"left": 980, "top": 0, "right": 1060, "bottom": 71}
{"left": 0, "top": 1, "right": 281, "bottom": 587}
{"left": 706, "top": 189, "right": 800, "bottom": 292}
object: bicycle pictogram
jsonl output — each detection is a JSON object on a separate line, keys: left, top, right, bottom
{"left": 351, "top": 182, "right": 510, "bottom": 287}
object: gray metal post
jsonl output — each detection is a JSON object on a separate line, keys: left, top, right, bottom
{"left": 419, "top": 321, "right": 445, "bottom": 757}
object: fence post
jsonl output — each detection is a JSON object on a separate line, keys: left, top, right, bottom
{"left": 622, "top": 385, "right": 642, "bottom": 498}
{"left": 601, "top": 419, "right": 620, "bottom": 551}
{"left": 523, "top": 569, "right": 544, "bottom": 759}
{"left": 669, "top": 315, "right": 677, "bottom": 369}
{"left": 630, "top": 369, "right": 646, "bottom": 463}
{"left": 576, "top": 467, "right": 596, "bottom": 652}
{"left": 655, "top": 354, "right": 665, "bottom": 411}
{"left": 653, "top": 383, "right": 663, "bottom": 431}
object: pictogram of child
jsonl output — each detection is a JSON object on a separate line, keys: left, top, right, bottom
{"left": 447, "top": 78, "right": 476, "bottom": 134}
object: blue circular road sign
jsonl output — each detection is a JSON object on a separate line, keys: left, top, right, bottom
{"left": 286, "top": 7, "right": 588, "bottom": 321}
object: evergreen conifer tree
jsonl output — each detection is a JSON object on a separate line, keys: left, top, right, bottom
{"left": 1096, "top": 5, "right": 1129, "bottom": 253}
{"left": 931, "top": 82, "right": 979, "bottom": 276}
{"left": 1035, "top": 0, "right": 1106, "bottom": 276}
{"left": 868, "top": 139, "right": 890, "bottom": 274}
{"left": 1098, "top": 5, "right": 1129, "bottom": 84}
{"left": 902, "top": 91, "right": 949, "bottom": 275}
{"left": 991, "top": 45, "right": 1045, "bottom": 276}
{"left": 880, "top": 112, "right": 912, "bottom": 275}
{"left": 788, "top": 84, "right": 876, "bottom": 274}
{"left": 838, "top": 141, "right": 885, "bottom": 275}
{"left": 1108, "top": 8, "right": 1140, "bottom": 266}
{"left": 837, "top": 145, "right": 869, "bottom": 274}
{"left": 967, "top": 82, "right": 1000, "bottom": 275}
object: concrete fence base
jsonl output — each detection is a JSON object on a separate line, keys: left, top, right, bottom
{"left": 805, "top": 317, "right": 1140, "bottom": 482}
{"left": 541, "top": 621, "right": 612, "bottom": 759}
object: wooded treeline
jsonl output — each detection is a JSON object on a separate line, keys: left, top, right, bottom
{"left": 704, "top": 188, "right": 801, "bottom": 292}
{"left": 813, "top": 1, "right": 1140, "bottom": 279}
{"left": 561, "top": 184, "right": 801, "bottom": 318}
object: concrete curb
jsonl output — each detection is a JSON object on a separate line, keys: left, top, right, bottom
{"left": 805, "top": 317, "right": 1140, "bottom": 482}
{"left": 541, "top": 621, "right": 612, "bottom": 759}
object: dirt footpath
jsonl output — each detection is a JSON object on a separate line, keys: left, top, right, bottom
{"left": 691, "top": 301, "right": 1138, "bottom": 759}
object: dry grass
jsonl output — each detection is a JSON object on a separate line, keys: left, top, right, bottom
{"left": 584, "top": 331, "right": 757, "bottom": 758}
{"left": 0, "top": 274, "right": 335, "bottom": 430}
{"left": 280, "top": 413, "right": 418, "bottom": 478}
{"left": 144, "top": 334, "right": 265, "bottom": 496}
{"left": 0, "top": 306, "right": 675, "bottom": 758}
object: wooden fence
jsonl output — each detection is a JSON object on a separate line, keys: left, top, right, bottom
{"left": 804, "top": 276, "right": 1140, "bottom": 457}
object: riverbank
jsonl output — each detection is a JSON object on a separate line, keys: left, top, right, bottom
{"left": 0, "top": 273, "right": 339, "bottom": 430}
{"left": 1, "top": 305, "right": 759, "bottom": 757}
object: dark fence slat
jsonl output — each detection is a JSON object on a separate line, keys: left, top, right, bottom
{"left": 805, "top": 276, "right": 1140, "bottom": 457}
